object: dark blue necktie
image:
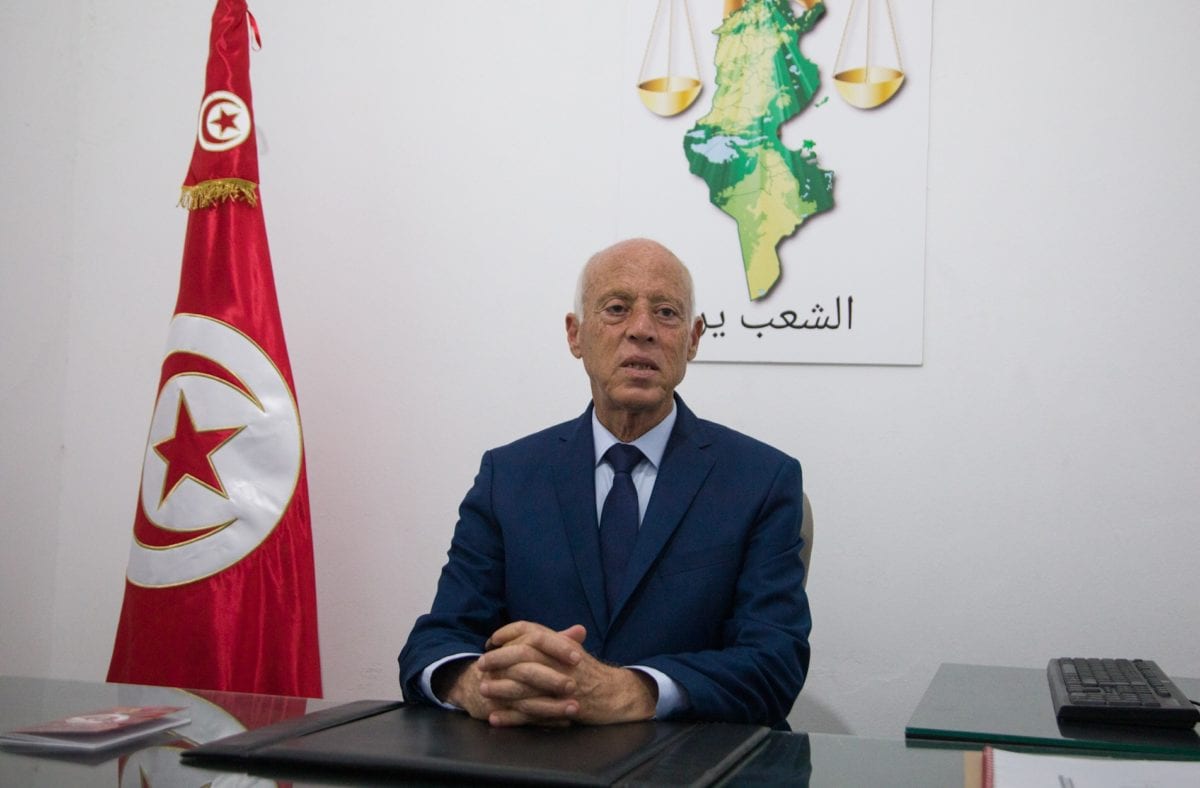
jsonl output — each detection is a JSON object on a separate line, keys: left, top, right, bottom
{"left": 600, "top": 443, "right": 644, "bottom": 618}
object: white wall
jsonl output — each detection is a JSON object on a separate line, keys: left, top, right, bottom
{"left": 2, "top": 1, "right": 1198, "bottom": 738}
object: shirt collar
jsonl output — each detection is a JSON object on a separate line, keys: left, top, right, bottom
{"left": 591, "top": 403, "right": 677, "bottom": 470}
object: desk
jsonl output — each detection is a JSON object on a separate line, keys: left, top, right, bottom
{"left": 0, "top": 675, "right": 970, "bottom": 787}
{"left": 906, "top": 663, "right": 1200, "bottom": 759}
{"left": 0, "top": 674, "right": 341, "bottom": 787}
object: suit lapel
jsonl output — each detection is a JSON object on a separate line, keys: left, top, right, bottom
{"left": 610, "top": 398, "right": 715, "bottom": 623}
{"left": 552, "top": 407, "right": 610, "bottom": 635}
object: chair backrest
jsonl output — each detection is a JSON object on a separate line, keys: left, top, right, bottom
{"left": 800, "top": 493, "right": 813, "bottom": 589}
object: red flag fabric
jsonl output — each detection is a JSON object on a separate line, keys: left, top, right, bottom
{"left": 107, "top": 0, "right": 322, "bottom": 698}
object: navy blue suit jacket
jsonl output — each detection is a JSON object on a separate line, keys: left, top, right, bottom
{"left": 398, "top": 396, "right": 811, "bottom": 726}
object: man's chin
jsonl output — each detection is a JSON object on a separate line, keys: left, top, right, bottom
{"left": 606, "top": 389, "right": 670, "bottom": 415}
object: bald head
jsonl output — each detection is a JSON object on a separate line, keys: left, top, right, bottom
{"left": 573, "top": 238, "right": 696, "bottom": 325}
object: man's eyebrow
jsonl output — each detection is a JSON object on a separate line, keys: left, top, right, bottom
{"left": 594, "top": 289, "right": 634, "bottom": 304}
{"left": 593, "top": 290, "right": 685, "bottom": 308}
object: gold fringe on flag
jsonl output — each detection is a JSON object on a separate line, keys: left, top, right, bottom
{"left": 179, "top": 178, "right": 259, "bottom": 210}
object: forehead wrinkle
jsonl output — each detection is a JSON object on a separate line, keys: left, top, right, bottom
{"left": 590, "top": 286, "right": 634, "bottom": 307}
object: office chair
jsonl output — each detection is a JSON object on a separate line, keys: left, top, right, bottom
{"left": 800, "top": 493, "right": 813, "bottom": 589}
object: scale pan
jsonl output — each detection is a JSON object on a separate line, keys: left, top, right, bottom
{"left": 637, "top": 76, "right": 702, "bottom": 117}
{"left": 833, "top": 66, "right": 904, "bottom": 109}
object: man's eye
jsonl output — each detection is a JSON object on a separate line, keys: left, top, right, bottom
{"left": 656, "top": 307, "right": 679, "bottom": 319}
{"left": 603, "top": 304, "right": 628, "bottom": 315}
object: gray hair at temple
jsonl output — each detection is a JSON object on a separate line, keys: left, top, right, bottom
{"left": 572, "top": 238, "right": 696, "bottom": 325}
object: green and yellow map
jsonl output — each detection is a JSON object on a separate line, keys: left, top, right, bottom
{"left": 685, "top": 0, "right": 834, "bottom": 301}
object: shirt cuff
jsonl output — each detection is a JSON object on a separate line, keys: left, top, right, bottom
{"left": 629, "top": 665, "right": 688, "bottom": 719}
{"left": 420, "top": 653, "right": 481, "bottom": 710}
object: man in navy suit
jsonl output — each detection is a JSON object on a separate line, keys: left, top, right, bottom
{"left": 399, "top": 238, "right": 810, "bottom": 728}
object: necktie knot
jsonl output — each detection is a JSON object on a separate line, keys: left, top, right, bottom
{"left": 604, "top": 443, "right": 644, "bottom": 476}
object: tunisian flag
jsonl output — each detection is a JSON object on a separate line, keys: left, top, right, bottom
{"left": 107, "top": 0, "right": 322, "bottom": 697}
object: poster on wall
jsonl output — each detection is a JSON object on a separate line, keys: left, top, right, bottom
{"left": 617, "top": 0, "right": 932, "bottom": 365}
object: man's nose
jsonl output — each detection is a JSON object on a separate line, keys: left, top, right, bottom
{"left": 626, "top": 304, "right": 657, "bottom": 341}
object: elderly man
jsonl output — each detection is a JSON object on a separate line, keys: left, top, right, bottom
{"left": 399, "top": 238, "right": 810, "bottom": 728}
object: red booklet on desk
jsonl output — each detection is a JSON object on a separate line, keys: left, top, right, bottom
{"left": 0, "top": 706, "right": 190, "bottom": 752}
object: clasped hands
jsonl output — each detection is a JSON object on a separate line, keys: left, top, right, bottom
{"left": 434, "top": 621, "right": 657, "bottom": 727}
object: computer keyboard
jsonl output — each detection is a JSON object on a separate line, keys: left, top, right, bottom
{"left": 1048, "top": 658, "right": 1200, "bottom": 729}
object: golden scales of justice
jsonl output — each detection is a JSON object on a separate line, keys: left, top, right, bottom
{"left": 832, "top": 0, "right": 905, "bottom": 109}
{"left": 638, "top": 1, "right": 904, "bottom": 115}
{"left": 637, "top": 0, "right": 703, "bottom": 116}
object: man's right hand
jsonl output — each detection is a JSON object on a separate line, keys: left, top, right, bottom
{"left": 433, "top": 623, "right": 588, "bottom": 727}
{"left": 434, "top": 621, "right": 657, "bottom": 727}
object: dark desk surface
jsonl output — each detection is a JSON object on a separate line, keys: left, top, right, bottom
{"left": 0, "top": 675, "right": 971, "bottom": 787}
{"left": 906, "top": 663, "right": 1200, "bottom": 759}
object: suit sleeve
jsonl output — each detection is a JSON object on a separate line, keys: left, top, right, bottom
{"left": 638, "top": 456, "right": 811, "bottom": 726}
{"left": 397, "top": 451, "right": 508, "bottom": 702}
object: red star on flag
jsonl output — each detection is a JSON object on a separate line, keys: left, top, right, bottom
{"left": 211, "top": 107, "right": 239, "bottom": 134}
{"left": 153, "top": 392, "right": 241, "bottom": 506}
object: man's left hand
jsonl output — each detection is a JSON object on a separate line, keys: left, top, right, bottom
{"left": 477, "top": 621, "right": 657, "bottom": 726}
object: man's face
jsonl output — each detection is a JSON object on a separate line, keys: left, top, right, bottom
{"left": 566, "top": 241, "right": 703, "bottom": 432}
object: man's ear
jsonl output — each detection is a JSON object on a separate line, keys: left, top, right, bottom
{"left": 566, "top": 313, "right": 583, "bottom": 359}
{"left": 686, "top": 317, "right": 703, "bottom": 361}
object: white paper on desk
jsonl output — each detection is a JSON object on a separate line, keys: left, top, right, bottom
{"left": 984, "top": 746, "right": 1200, "bottom": 788}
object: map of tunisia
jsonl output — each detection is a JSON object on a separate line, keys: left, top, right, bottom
{"left": 684, "top": 0, "right": 834, "bottom": 301}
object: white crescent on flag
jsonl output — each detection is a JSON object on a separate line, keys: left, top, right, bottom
{"left": 128, "top": 314, "right": 302, "bottom": 588}
{"left": 196, "top": 90, "right": 252, "bottom": 152}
